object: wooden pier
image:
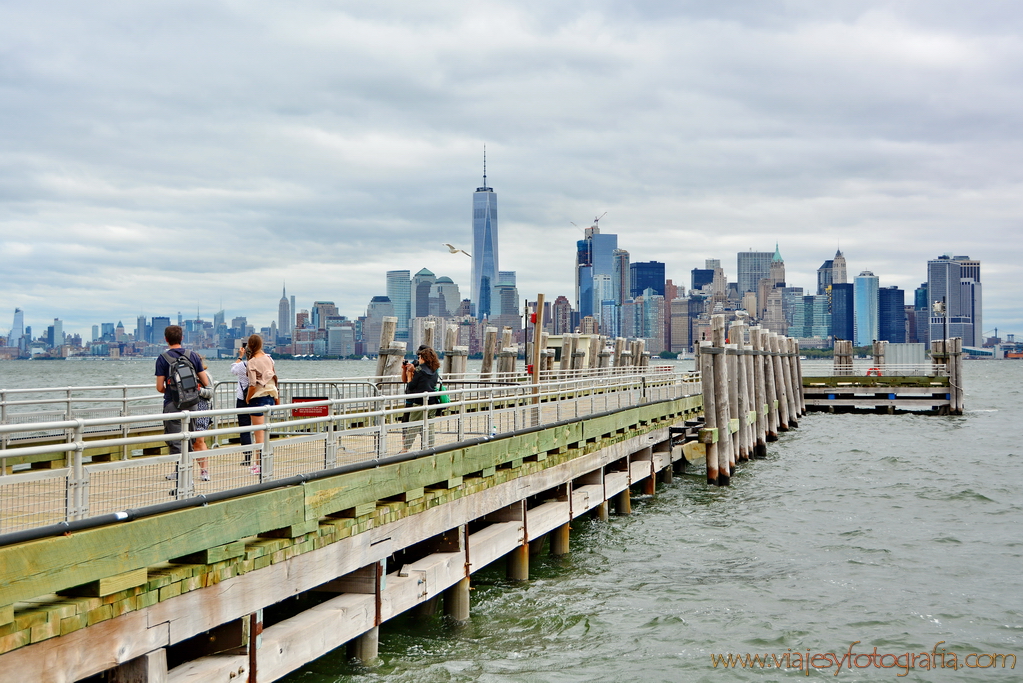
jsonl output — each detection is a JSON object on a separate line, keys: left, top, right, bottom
{"left": 801, "top": 339, "right": 963, "bottom": 415}
{"left": 0, "top": 325, "right": 966, "bottom": 681}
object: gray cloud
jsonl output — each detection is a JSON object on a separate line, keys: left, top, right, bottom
{"left": 1, "top": 1, "right": 1021, "bottom": 337}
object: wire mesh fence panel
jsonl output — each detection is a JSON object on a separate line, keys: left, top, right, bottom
{"left": 263, "top": 435, "right": 323, "bottom": 480}
{"left": 196, "top": 444, "right": 262, "bottom": 491}
{"left": 86, "top": 457, "right": 179, "bottom": 516}
{"left": 0, "top": 469, "right": 69, "bottom": 534}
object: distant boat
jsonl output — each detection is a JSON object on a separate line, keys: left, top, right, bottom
{"left": 361, "top": 355, "right": 370, "bottom": 361}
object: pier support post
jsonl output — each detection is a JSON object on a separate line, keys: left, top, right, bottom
{"left": 770, "top": 333, "right": 790, "bottom": 432}
{"left": 613, "top": 488, "right": 632, "bottom": 515}
{"left": 550, "top": 523, "right": 570, "bottom": 556}
{"left": 444, "top": 577, "right": 471, "bottom": 622}
{"left": 784, "top": 337, "right": 799, "bottom": 428}
{"left": 763, "top": 331, "right": 779, "bottom": 441}
{"left": 109, "top": 650, "right": 167, "bottom": 683}
{"left": 413, "top": 596, "right": 439, "bottom": 619}
{"left": 481, "top": 327, "right": 498, "bottom": 379}
{"left": 661, "top": 463, "right": 673, "bottom": 484}
{"left": 348, "top": 626, "right": 379, "bottom": 663}
{"left": 529, "top": 537, "right": 545, "bottom": 556}
{"left": 700, "top": 341, "right": 719, "bottom": 484}
{"left": 507, "top": 544, "right": 530, "bottom": 581}
{"left": 750, "top": 327, "right": 768, "bottom": 457}
{"left": 593, "top": 500, "right": 610, "bottom": 521}
{"left": 711, "top": 315, "right": 732, "bottom": 484}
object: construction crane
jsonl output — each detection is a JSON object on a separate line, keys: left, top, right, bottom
{"left": 592, "top": 212, "right": 607, "bottom": 229}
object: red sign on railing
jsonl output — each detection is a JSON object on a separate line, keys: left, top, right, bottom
{"left": 291, "top": 397, "right": 329, "bottom": 418}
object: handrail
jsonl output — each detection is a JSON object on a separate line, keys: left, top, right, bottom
{"left": 0, "top": 369, "right": 701, "bottom": 536}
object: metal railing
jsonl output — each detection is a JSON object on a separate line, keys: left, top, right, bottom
{"left": 0, "top": 369, "right": 701, "bottom": 535}
{"left": 802, "top": 362, "right": 948, "bottom": 377}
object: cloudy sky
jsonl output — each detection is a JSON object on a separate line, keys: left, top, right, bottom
{"left": 2, "top": 1, "right": 1021, "bottom": 339}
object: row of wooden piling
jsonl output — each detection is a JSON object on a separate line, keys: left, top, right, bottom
{"left": 697, "top": 315, "right": 806, "bottom": 486}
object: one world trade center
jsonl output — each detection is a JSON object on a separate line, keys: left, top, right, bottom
{"left": 472, "top": 153, "right": 499, "bottom": 319}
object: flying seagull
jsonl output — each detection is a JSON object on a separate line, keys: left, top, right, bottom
{"left": 444, "top": 243, "right": 472, "bottom": 257}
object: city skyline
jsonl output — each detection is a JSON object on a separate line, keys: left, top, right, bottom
{"left": 2, "top": 4, "right": 1022, "bottom": 338}
{"left": 5, "top": 244, "right": 998, "bottom": 344}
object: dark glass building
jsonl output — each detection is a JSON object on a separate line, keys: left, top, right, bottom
{"left": 691, "top": 268, "right": 714, "bottom": 292}
{"left": 831, "top": 283, "right": 854, "bottom": 342}
{"left": 630, "top": 261, "right": 665, "bottom": 298}
{"left": 878, "top": 286, "right": 906, "bottom": 343}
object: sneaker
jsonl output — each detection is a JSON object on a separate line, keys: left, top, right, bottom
{"left": 200, "top": 469, "right": 210, "bottom": 481}
{"left": 250, "top": 465, "right": 261, "bottom": 475}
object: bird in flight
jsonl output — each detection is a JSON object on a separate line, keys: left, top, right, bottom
{"left": 444, "top": 243, "right": 472, "bottom": 257}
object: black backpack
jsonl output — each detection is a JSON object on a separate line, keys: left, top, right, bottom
{"left": 162, "top": 350, "right": 201, "bottom": 410}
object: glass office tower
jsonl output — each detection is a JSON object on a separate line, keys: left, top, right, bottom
{"left": 853, "top": 271, "right": 879, "bottom": 346}
{"left": 472, "top": 160, "right": 499, "bottom": 319}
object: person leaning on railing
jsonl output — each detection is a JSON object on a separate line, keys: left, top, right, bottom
{"left": 244, "top": 334, "right": 280, "bottom": 475}
{"left": 398, "top": 346, "right": 441, "bottom": 453}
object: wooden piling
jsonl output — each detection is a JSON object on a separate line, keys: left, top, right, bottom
{"left": 348, "top": 625, "right": 379, "bottom": 663}
{"left": 793, "top": 338, "right": 806, "bottom": 416}
{"left": 530, "top": 294, "right": 545, "bottom": 387}
{"left": 770, "top": 333, "right": 791, "bottom": 431}
{"left": 444, "top": 577, "right": 471, "bottom": 622}
{"left": 443, "top": 324, "right": 458, "bottom": 375}
{"left": 711, "top": 315, "right": 732, "bottom": 484}
{"left": 700, "top": 340, "right": 720, "bottom": 484}
{"left": 507, "top": 544, "right": 529, "bottom": 581}
{"left": 725, "top": 342, "right": 740, "bottom": 465}
{"left": 613, "top": 337, "right": 626, "bottom": 370}
{"left": 784, "top": 337, "right": 799, "bottom": 427}
{"left": 834, "top": 339, "right": 853, "bottom": 376}
{"left": 550, "top": 523, "right": 570, "bottom": 556}
{"left": 762, "top": 331, "right": 779, "bottom": 440}
{"left": 422, "top": 321, "right": 436, "bottom": 351}
{"left": 373, "top": 317, "right": 398, "bottom": 379}
{"left": 731, "top": 322, "right": 751, "bottom": 461}
{"left": 613, "top": 488, "right": 632, "bottom": 515}
{"left": 481, "top": 327, "right": 498, "bottom": 379}
{"left": 750, "top": 326, "right": 768, "bottom": 457}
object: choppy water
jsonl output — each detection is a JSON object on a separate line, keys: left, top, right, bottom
{"left": 3, "top": 360, "right": 1020, "bottom": 681}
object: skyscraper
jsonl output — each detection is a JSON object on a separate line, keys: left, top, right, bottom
{"left": 832, "top": 249, "right": 848, "bottom": 285}
{"left": 927, "top": 255, "right": 981, "bottom": 345}
{"left": 831, "top": 283, "right": 854, "bottom": 341}
{"left": 472, "top": 154, "right": 499, "bottom": 319}
{"left": 817, "top": 258, "right": 835, "bottom": 296}
{"left": 629, "top": 261, "right": 665, "bottom": 298}
{"left": 11, "top": 308, "right": 24, "bottom": 347}
{"left": 412, "top": 268, "right": 436, "bottom": 318}
{"left": 878, "top": 286, "right": 906, "bottom": 343}
{"left": 278, "top": 286, "right": 291, "bottom": 336}
{"left": 853, "top": 271, "right": 879, "bottom": 346}
{"left": 737, "top": 250, "right": 773, "bottom": 295}
{"left": 575, "top": 222, "right": 618, "bottom": 319}
{"left": 384, "top": 269, "right": 409, "bottom": 339}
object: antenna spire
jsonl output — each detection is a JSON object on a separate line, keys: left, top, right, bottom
{"left": 483, "top": 145, "right": 487, "bottom": 188}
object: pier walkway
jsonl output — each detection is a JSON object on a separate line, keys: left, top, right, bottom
{"left": 0, "top": 364, "right": 704, "bottom": 683}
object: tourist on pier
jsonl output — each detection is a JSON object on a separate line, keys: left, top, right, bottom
{"left": 231, "top": 345, "right": 254, "bottom": 466}
{"left": 155, "top": 325, "right": 210, "bottom": 457}
{"left": 399, "top": 346, "right": 441, "bottom": 452}
{"left": 245, "top": 334, "right": 280, "bottom": 475}
{"left": 191, "top": 357, "right": 213, "bottom": 481}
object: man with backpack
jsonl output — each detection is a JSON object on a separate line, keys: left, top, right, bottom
{"left": 155, "top": 325, "right": 211, "bottom": 455}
